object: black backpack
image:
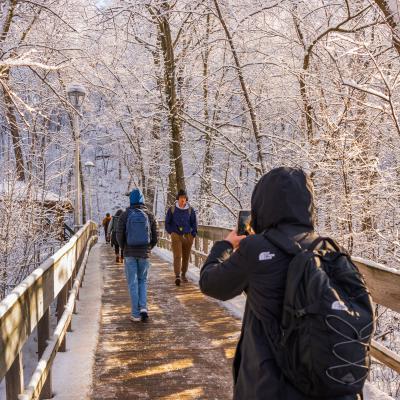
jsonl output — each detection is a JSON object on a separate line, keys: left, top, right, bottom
{"left": 263, "top": 229, "right": 375, "bottom": 398}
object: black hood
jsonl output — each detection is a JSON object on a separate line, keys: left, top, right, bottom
{"left": 251, "top": 167, "right": 315, "bottom": 233}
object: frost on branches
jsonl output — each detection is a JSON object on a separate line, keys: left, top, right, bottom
{"left": 0, "top": 0, "right": 399, "bottom": 396}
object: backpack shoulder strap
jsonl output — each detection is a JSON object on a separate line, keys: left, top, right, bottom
{"left": 308, "top": 236, "right": 343, "bottom": 253}
{"left": 188, "top": 206, "right": 192, "bottom": 216}
{"left": 263, "top": 228, "right": 302, "bottom": 256}
{"left": 170, "top": 205, "right": 175, "bottom": 215}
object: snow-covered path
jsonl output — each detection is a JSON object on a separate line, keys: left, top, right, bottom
{"left": 40, "top": 244, "right": 393, "bottom": 400}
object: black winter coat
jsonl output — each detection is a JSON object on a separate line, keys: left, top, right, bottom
{"left": 199, "top": 168, "right": 361, "bottom": 400}
{"left": 116, "top": 204, "right": 158, "bottom": 258}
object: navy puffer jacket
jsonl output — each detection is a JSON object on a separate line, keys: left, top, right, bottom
{"left": 165, "top": 202, "right": 197, "bottom": 236}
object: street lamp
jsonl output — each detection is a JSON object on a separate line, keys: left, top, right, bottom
{"left": 67, "top": 84, "right": 86, "bottom": 109}
{"left": 85, "top": 161, "right": 95, "bottom": 221}
{"left": 67, "top": 83, "right": 86, "bottom": 231}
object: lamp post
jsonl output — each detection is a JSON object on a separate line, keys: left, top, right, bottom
{"left": 67, "top": 83, "right": 86, "bottom": 231}
{"left": 85, "top": 161, "right": 95, "bottom": 221}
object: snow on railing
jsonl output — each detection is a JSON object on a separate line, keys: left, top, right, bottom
{"left": 0, "top": 221, "right": 98, "bottom": 400}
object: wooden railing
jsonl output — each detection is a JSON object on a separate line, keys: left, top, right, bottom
{"left": 0, "top": 221, "right": 98, "bottom": 400}
{"left": 158, "top": 223, "right": 400, "bottom": 375}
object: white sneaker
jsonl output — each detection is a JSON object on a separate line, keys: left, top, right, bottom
{"left": 130, "top": 316, "right": 141, "bottom": 322}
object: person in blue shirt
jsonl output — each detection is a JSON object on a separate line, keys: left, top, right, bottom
{"left": 165, "top": 189, "right": 197, "bottom": 286}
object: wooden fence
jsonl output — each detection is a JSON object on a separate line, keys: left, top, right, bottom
{"left": 0, "top": 221, "right": 98, "bottom": 400}
{"left": 158, "top": 223, "right": 400, "bottom": 375}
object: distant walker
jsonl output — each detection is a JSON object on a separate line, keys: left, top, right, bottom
{"left": 165, "top": 189, "right": 197, "bottom": 286}
{"left": 117, "top": 189, "right": 158, "bottom": 322}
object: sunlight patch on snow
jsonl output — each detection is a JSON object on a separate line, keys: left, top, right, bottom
{"left": 128, "top": 358, "right": 194, "bottom": 379}
{"left": 204, "top": 317, "right": 237, "bottom": 326}
{"left": 161, "top": 387, "right": 204, "bottom": 400}
{"left": 224, "top": 347, "right": 236, "bottom": 359}
{"left": 211, "top": 337, "right": 238, "bottom": 347}
{"left": 176, "top": 292, "right": 205, "bottom": 302}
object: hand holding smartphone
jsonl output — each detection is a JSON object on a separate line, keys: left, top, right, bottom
{"left": 237, "top": 210, "right": 252, "bottom": 236}
{"left": 224, "top": 210, "right": 252, "bottom": 249}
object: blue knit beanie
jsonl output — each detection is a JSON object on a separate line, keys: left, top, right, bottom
{"left": 129, "top": 188, "right": 144, "bottom": 206}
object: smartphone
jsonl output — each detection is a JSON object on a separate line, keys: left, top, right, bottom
{"left": 237, "top": 210, "right": 251, "bottom": 236}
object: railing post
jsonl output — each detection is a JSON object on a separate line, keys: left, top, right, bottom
{"left": 72, "top": 269, "right": 79, "bottom": 312}
{"left": 158, "top": 228, "right": 164, "bottom": 249}
{"left": 5, "top": 352, "right": 24, "bottom": 400}
{"left": 162, "top": 230, "right": 166, "bottom": 250}
{"left": 38, "top": 309, "right": 53, "bottom": 399}
{"left": 203, "top": 237, "right": 209, "bottom": 254}
{"left": 57, "top": 283, "right": 68, "bottom": 352}
{"left": 194, "top": 236, "right": 200, "bottom": 267}
{"left": 67, "top": 277, "right": 74, "bottom": 329}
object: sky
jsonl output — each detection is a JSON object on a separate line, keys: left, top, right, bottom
{"left": 96, "top": 0, "right": 112, "bottom": 8}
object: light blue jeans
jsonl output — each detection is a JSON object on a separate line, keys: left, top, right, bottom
{"left": 124, "top": 257, "right": 150, "bottom": 318}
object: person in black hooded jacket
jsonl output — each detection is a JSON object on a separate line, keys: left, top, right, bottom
{"left": 199, "top": 167, "right": 361, "bottom": 400}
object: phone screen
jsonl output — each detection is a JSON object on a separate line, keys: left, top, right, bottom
{"left": 237, "top": 210, "right": 251, "bottom": 236}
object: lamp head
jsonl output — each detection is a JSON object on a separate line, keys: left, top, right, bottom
{"left": 85, "top": 161, "right": 95, "bottom": 169}
{"left": 67, "top": 83, "right": 86, "bottom": 108}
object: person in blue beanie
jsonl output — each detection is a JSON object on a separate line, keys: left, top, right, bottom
{"left": 165, "top": 189, "right": 197, "bottom": 286}
{"left": 117, "top": 188, "right": 158, "bottom": 322}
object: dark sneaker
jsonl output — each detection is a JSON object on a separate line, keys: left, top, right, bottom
{"left": 175, "top": 276, "right": 181, "bottom": 286}
{"left": 140, "top": 311, "right": 149, "bottom": 322}
{"left": 181, "top": 275, "right": 188, "bottom": 283}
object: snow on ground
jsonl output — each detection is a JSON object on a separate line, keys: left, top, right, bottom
{"left": 0, "top": 328, "right": 41, "bottom": 399}
{"left": 0, "top": 244, "right": 103, "bottom": 400}
{"left": 51, "top": 243, "right": 103, "bottom": 400}
{"left": 153, "top": 247, "right": 395, "bottom": 400}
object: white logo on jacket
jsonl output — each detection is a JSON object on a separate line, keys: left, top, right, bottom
{"left": 331, "top": 301, "right": 349, "bottom": 311}
{"left": 259, "top": 251, "right": 275, "bottom": 261}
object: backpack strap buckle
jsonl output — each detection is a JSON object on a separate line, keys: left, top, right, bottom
{"left": 295, "top": 308, "right": 307, "bottom": 318}
{"left": 286, "top": 302, "right": 321, "bottom": 318}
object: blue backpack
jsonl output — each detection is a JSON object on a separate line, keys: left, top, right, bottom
{"left": 126, "top": 208, "right": 151, "bottom": 246}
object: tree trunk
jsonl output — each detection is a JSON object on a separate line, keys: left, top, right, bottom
{"left": 213, "top": 0, "right": 265, "bottom": 175}
{"left": 147, "top": 37, "right": 163, "bottom": 212}
{"left": 155, "top": 3, "right": 187, "bottom": 193}
{"left": 199, "top": 14, "right": 214, "bottom": 223}
{"left": 292, "top": 7, "right": 314, "bottom": 141}
{"left": 79, "top": 158, "right": 86, "bottom": 224}
{"left": 167, "top": 144, "right": 177, "bottom": 209}
{"left": 372, "top": 0, "right": 400, "bottom": 55}
{"left": 2, "top": 72, "right": 25, "bottom": 181}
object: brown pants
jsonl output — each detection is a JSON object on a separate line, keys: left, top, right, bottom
{"left": 171, "top": 232, "right": 194, "bottom": 276}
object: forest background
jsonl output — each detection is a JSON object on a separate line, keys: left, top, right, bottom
{"left": 0, "top": 0, "right": 400, "bottom": 396}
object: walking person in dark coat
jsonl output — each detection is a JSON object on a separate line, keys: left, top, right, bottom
{"left": 108, "top": 209, "right": 124, "bottom": 263}
{"left": 199, "top": 167, "right": 362, "bottom": 400}
{"left": 165, "top": 189, "right": 197, "bottom": 286}
{"left": 117, "top": 189, "right": 158, "bottom": 322}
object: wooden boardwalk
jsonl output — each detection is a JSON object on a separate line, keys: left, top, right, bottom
{"left": 91, "top": 245, "right": 242, "bottom": 400}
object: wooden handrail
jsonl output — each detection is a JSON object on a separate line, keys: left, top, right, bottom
{"left": 157, "top": 222, "right": 400, "bottom": 374}
{"left": 0, "top": 221, "right": 98, "bottom": 400}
